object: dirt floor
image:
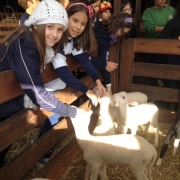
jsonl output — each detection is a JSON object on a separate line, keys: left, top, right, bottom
{"left": 58, "top": 122, "right": 180, "bottom": 180}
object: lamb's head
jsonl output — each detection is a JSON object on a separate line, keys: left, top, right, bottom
{"left": 70, "top": 108, "right": 93, "bottom": 135}
{"left": 112, "top": 91, "right": 138, "bottom": 106}
{"left": 112, "top": 91, "right": 128, "bottom": 106}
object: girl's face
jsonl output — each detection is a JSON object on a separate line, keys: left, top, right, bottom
{"left": 45, "top": 23, "right": 65, "bottom": 47}
{"left": 29, "top": 0, "right": 40, "bottom": 11}
{"left": 154, "top": 0, "right": 166, "bottom": 8}
{"left": 114, "top": 27, "right": 130, "bottom": 38}
{"left": 68, "top": 11, "right": 88, "bottom": 38}
{"left": 121, "top": 3, "right": 132, "bottom": 15}
{"left": 101, "top": 9, "right": 112, "bottom": 20}
{"left": 91, "top": 0, "right": 101, "bottom": 14}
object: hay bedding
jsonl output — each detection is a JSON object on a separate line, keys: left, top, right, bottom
{"left": 5, "top": 123, "right": 180, "bottom": 180}
{"left": 58, "top": 123, "right": 180, "bottom": 180}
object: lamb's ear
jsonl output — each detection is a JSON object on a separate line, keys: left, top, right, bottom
{"left": 110, "top": 99, "right": 118, "bottom": 106}
{"left": 127, "top": 100, "right": 138, "bottom": 106}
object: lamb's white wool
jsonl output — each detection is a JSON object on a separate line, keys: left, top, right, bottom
{"left": 112, "top": 91, "right": 159, "bottom": 148}
{"left": 70, "top": 110, "right": 157, "bottom": 180}
{"left": 127, "top": 92, "right": 148, "bottom": 105}
{"left": 92, "top": 87, "right": 117, "bottom": 136}
{"left": 91, "top": 88, "right": 117, "bottom": 179}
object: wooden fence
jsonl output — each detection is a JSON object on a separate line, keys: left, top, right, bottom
{"left": 0, "top": 43, "right": 118, "bottom": 180}
{"left": 119, "top": 38, "right": 180, "bottom": 123}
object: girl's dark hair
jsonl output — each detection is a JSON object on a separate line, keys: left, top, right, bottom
{"left": 148, "top": 0, "right": 155, "bottom": 7}
{"left": 102, "top": 13, "right": 132, "bottom": 35}
{"left": 0, "top": 25, "right": 67, "bottom": 72}
{"left": 66, "top": 0, "right": 97, "bottom": 53}
{"left": 175, "top": 1, "right": 180, "bottom": 16}
{"left": 89, "top": 0, "right": 100, "bottom": 4}
{"left": 121, "top": 0, "right": 130, "bottom": 11}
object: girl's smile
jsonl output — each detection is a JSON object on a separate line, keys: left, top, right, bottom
{"left": 68, "top": 12, "right": 88, "bottom": 37}
{"left": 45, "top": 24, "right": 65, "bottom": 47}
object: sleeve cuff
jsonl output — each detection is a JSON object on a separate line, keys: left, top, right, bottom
{"left": 80, "top": 85, "right": 89, "bottom": 93}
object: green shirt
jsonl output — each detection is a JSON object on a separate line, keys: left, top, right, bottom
{"left": 142, "top": 6, "right": 175, "bottom": 38}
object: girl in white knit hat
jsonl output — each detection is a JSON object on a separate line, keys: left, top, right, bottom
{"left": 0, "top": 0, "right": 92, "bottom": 168}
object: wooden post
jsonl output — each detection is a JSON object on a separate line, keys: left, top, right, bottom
{"left": 113, "top": 0, "right": 121, "bottom": 14}
{"left": 135, "top": 0, "right": 141, "bottom": 30}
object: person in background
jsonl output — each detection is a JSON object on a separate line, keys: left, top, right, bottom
{"left": 93, "top": 13, "right": 132, "bottom": 95}
{"left": 59, "top": 0, "right": 70, "bottom": 8}
{"left": 99, "top": 0, "right": 113, "bottom": 21}
{"left": 90, "top": 0, "right": 101, "bottom": 25}
{"left": 142, "top": 0, "right": 175, "bottom": 39}
{"left": 18, "top": 0, "right": 40, "bottom": 25}
{"left": 142, "top": 0, "right": 175, "bottom": 87}
{"left": 0, "top": 0, "right": 90, "bottom": 168}
{"left": 120, "top": 0, "right": 137, "bottom": 38}
{"left": 158, "top": 0, "right": 180, "bottom": 89}
{"left": 158, "top": 0, "right": 180, "bottom": 110}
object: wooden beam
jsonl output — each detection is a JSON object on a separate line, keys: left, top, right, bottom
{"left": 113, "top": 0, "right": 121, "bottom": 14}
{"left": 134, "top": 38, "right": 180, "bottom": 55}
{"left": 135, "top": 0, "right": 141, "bottom": 29}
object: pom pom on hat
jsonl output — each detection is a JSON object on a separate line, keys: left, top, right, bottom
{"left": 25, "top": 0, "right": 68, "bottom": 30}
{"left": 99, "top": 1, "right": 113, "bottom": 12}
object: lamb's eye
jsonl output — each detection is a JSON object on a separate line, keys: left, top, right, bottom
{"left": 123, "top": 96, "right": 125, "bottom": 99}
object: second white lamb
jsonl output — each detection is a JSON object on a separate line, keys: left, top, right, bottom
{"left": 112, "top": 91, "right": 159, "bottom": 148}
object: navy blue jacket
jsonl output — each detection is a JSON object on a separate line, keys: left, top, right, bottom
{"left": 0, "top": 30, "right": 76, "bottom": 121}
{"left": 158, "top": 15, "right": 180, "bottom": 39}
{"left": 93, "top": 21, "right": 111, "bottom": 85}
{"left": 19, "top": 12, "right": 30, "bottom": 26}
{"left": 52, "top": 37, "right": 100, "bottom": 93}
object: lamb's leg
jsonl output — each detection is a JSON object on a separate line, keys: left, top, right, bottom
{"left": 144, "top": 122, "right": 151, "bottom": 132}
{"left": 154, "top": 126, "right": 159, "bottom": 148}
{"left": 156, "top": 128, "right": 175, "bottom": 166}
{"left": 130, "top": 126, "right": 137, "bottom": 135}
{"left": 130, "top": 166, "right": 149, "bottom": 180}
{"left": 84, "top": 163, "right": 91, "bottom": 180}
{"left": 89, "top": 163, "right": 102, "bottom": 180}
{"left": 146, "top": 160, "right": 154, "bottom": 180}
{"left": 121, "top": 125, "right": 128, "bottom": 134}
{"left": 172, "top": 138, "right": 180, "bottom": 156}
{"left": 99, "top": 164, "right": 108, "bottom": 180}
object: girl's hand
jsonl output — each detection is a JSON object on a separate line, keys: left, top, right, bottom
{"left": 96, "top": 80, "right": 106, "bottom": 98}
{"left": 105, "top": 62, "right": 118, "bottom": 72}
{"left": 86, "top": 89, "right": 98, "bottom": 106}
{"left": 178, "top": 36, "right": 180, "bottom": 40}
{"left": 106, "top": 86, "right": 112, "bottom": 96}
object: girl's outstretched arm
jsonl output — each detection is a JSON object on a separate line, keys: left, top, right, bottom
{"left": 96, "top": 79, "right": 106, "bottom": 97}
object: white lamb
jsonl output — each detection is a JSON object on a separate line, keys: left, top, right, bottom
{"left": 70, "top": 110, "right": 157, "bottom": 180}
{"left": 92, "top": 87, "right": 117, "bottom": 135}
{"left": 127, "top": 92, "right": 148, "bottom": 105}
{"left": 91, "top": 88, "right": 117, "bottom": 179}
{"left": 112, "top": 91, "right": 159, "bottom": 148}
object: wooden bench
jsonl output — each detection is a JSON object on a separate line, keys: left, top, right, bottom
{"left": 0, "top": 22, "right": 19, "bottom": 44}
{"left": 0, "top": 43, "right": 118, "bottom": 180}
{"left": 0, "top": 12, "right": 23, "bottom": 22}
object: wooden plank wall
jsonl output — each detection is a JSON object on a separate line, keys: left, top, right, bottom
{"left": 119, "top": 38, "right": 180, "bottom": 123}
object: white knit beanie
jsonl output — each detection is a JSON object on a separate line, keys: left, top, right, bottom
{"left": 25, "top": 0, "right": 68, "bottom": 30}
